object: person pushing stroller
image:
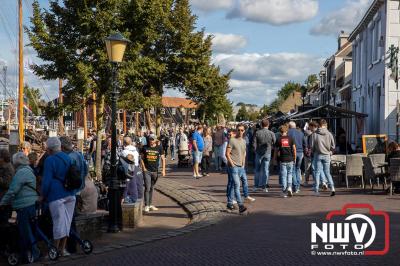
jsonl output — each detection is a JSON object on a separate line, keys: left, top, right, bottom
{"left": 0, "top": 152, "right": 40, "bottom": 263}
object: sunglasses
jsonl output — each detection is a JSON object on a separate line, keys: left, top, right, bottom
{"left": 237, "top": 129, "right": 245, "bottom": 132}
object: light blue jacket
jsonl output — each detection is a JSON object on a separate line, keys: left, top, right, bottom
{"left": 0, "top": 165, "right": 38, "bottom": 210}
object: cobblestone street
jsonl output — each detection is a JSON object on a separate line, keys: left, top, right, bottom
{"left": 56, "top": 164, "right": 400, "bottom": 266}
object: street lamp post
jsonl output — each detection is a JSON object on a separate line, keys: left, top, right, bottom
{"left": 105, "top": 32, "right": 130, "bottom": 233}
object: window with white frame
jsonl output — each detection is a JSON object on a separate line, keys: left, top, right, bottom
{"left": 360, "top": 39, "right": 363, "bottom": 83}
{"left": 376, "top": 19, "right": 382, "bottom": 60}
{"left": 87, "top": 121, "right": 93, "bottom": 129}
{"left": 353, "top": 43, "right": 358, "bottom": 85}
{"left": 371, "top": 23, "right": 376, "bottom": 62}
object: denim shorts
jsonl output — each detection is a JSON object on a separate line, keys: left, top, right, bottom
{"left": 192, "top": 151, "right": 203, "bottom": 164}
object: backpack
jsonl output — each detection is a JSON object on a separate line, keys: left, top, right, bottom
{"left": 55, "top": 154, "right": 83, "bottom": 191}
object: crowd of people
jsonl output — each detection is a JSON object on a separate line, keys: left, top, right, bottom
{"left": 2, "top": 117, "right": 400, "bottom": 263}
{"left": 0, "top": 137, "right": 93, "bottom": 262}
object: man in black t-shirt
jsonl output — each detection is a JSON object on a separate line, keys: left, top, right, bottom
{"left": 140, "top": 134, "right": 166, "bottom": 213}
{"left": 273, "top": 124, "right": 296, "bottom": 198}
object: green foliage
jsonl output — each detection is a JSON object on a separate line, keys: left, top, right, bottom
{"left": 236, "top": 102, "right": 257, "bottom": 107}
{"left": 277, "top": 81, "right": 301, "bottom": 100}
{"left": 43, "top": 102, "right": 61, "bottom": 120}
{"left": 27, "top": 0, "right": 232, "bottom": 125}
{"left": 236, "top": 105, "right": 248, "bottom": 121}
{"left": 24, "top": 85, "right": 42, "bottom": 115}
{"left": 261, "top": 82, "right": 302, "bottom": 115}
{"left": 305, "top": 74, "right": 319, "bottom": 90}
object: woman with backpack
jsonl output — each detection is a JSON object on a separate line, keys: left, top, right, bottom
{"left": 41, "top": 137, "right": 76, "bottom": 256}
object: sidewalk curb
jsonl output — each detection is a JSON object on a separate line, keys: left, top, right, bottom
{"left": 38, "top": 178, "right": 228, "bottom": 265}
{"left": 155, "top": 178, "right": 227, "bottom": 222}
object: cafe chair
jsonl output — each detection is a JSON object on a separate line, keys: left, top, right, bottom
{"left": 362, "top": 157, "right": 389, "bottom": 194}
{"left": 331, "top": 155, "right": 346, "bottom": 185}
{"left": 389, "top": 158, "right": 400, "bottom": 196}
{"left": 368, "top": 153, "right": 386, "bottom": 167}
{"left": 340, "top": 155, "right": 364, "bottom": 189}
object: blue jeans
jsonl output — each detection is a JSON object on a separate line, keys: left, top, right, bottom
{"left": 227, "top": 166, "right": 246, "bottom": 205}
{"left": 221, "top": 142, "right": 228, "bottom": 165}
{"left": 314, "top": 154, "right": 335, "bottom": 192}
{"left": 170, "top": 145, "right": 175, "bottom": 159}
{"left": 279, "top": 162, "right": 294, "bottom": 192}
{"left": 16, "top": 204, "right": 40, "bottom": 261}
{"left": 312, "top": 156, "right": 327, "bottom": 187}
{"left": 255, "top": 154, "right": 271, "bottom": 188}
{"left": 213, "top": 145, "right": 222, "bottom": 170}
{"left": 292, "top": 153, "right": 304, "bottom": 191}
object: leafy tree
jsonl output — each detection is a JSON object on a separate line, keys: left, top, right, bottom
{"left": 27, "top": 0, "right": 232, "bottom": 171}
{"left": 277, "top": 81, "right": 301, "bottom": 100}
{"left": 24, "top": 85, "right": 42, "bottom": 115}
{"left": 236, "top": 105, "right": 249, "bottom": 122}
{"left": 248, "top": 111, "right": 260, "bottom": 122}
{"left": 305, "top": 74, "right": 319, "bottom": 90}
{"left": 28, "top": 0, "right": 129, "bottom": 177}
{"left": 262, "top": 81, "right": 302, "bottom": 115}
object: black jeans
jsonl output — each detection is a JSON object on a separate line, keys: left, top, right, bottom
{"left": 0, "top": 206, "right": 11, "bottom": 224}
{"left": 143, "top": 171, "right": 158, "bottom": 207}
{"left": 201, "top": 155, "right": 211, "bottom": 174}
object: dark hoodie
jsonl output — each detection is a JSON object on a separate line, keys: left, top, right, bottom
{"left": 310, "top": 128, "right": 335, "bottom": 155}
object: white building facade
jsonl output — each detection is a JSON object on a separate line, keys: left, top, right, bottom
{"left": 350, "top": 0, "right": 400, "bottom": 145}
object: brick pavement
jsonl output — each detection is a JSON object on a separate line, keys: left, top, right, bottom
{"left": 53, "top": 164, "right": 400, "bottom": 266}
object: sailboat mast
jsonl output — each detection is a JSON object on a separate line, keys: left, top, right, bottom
{"left": 18, "top": 0, "right": 24, "bottom": 142}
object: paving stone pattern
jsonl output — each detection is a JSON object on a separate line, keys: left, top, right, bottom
{"left": 31, "top": 177, "right": 227, "bottom": 266}
{"left": 155, "top": 178, "right": 227, "bottom": 222}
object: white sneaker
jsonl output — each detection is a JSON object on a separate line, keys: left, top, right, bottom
{"left": 149, "top": 205, "right": 159, "bottom": 211}
{"left": 62, "top": 250, "right": 71, "bottom": 257}
{"left": 264, "top": 188, "right": 269, "bottom": 193}
{"left": 144, "top": 206, "right": 150, "bottom": 213}
{"left": 245, "top": 196, "right": 256, "bottom": 202}
{"left": 232, "top": 200, "right": 238, "bottom": 205}
{"left": 295, "top": 189, "right": 300, "bottom": 194}
{"left": 287, "top": 188, "right": 293, "bottom": 197}
{"left": 281, "top": 192, "right": 288, "bottom": 198}
{"left": 322, "top": 183, "right": 328, "bottom": 190}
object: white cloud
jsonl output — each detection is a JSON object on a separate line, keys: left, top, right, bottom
{"left": 1, "top": 58, "right": 58, "bottom": 101}
{"left": 190, "top": 0, "right": 234, "bottom": 12}
{"left": 227, "top": 0, "right": 319, "bottom": 25}
{"left": 310, "top": 0, "right": 373, "bottom": 36}
{"left": 213, "top": 52, "right": 323, "bottom": 105}
{"left": 208, "top": 33, "right": 247, "bottom": 53}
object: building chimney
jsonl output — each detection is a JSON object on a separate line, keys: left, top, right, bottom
{"left": 338, "top": 30, "right": 349, "bottom": 50}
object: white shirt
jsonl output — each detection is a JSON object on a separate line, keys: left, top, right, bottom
{"left": 121, "top": 145, "right": 140, "bottom": 166}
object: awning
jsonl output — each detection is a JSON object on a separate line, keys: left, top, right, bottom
{"left": 337, "top": 84, "right": 351, "bottom": 93}
{"left": 286, "top": 104, "right": 368, "bottom": 121}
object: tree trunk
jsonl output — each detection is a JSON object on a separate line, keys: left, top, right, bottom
{"left": 135, "top": 112, "right": 140, "bottom": 135}
{"left": 156, "top": 113, "right": 161, "bottom": 136}
{"left": 92, "top": 92, "right": 97, "bottom": 131}
{"left": 83, "top": 97, "right": 87, "bottom": 140}
{"left": 95, "top": 94, "right": 105, "bottom": 180}
{"left": 145, "top": 109, "right": 152, "bottom": 132}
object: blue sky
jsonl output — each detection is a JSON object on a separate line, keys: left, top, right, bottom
{"left": 0, "top": 0, "right": 373, "bottom": 106}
